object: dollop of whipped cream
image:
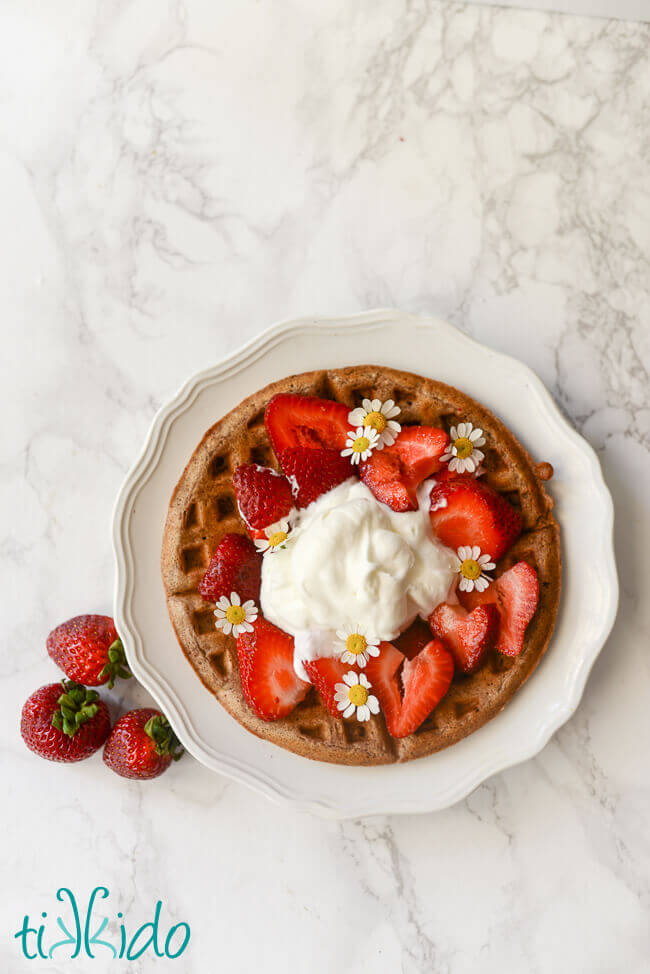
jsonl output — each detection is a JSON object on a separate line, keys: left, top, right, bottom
{"left": 260, "top": 478, "right": 457, "bottom": 680}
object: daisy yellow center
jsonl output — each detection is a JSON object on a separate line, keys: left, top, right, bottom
{"left": 460, "top": 558, "right": 481, "bottom": 581}
{"left": 454, "top": 436, "right": 474, "bottom": 459}
{"left": 268, "top": 530, "right": 288, "bottom": 548}
{"left": 346, "top": 633, "right": 368, "bottom": 656}
{"left": 225, "top": 605, "right": 246, "bottom": 625}
{"left": 348, "top": 685, "right": 368, "bottom": 707}
{"left": 352, "top": 435, "right": 370, "bottom": 453}
{"left": 363, "top": 411, "right": 387, "bottom": 433}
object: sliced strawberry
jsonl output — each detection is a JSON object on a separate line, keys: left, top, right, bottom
{"left": 460, "top": 562, "right": 539, "bottom": 656}
{"left": 236, "top": 618, "right": 309, "bottom": 721}
{"left": 199, "top": 533, "right": 262, "bottom": 603}
{"left": 360, "top": 426, "right": 449, "bottom": 511}
{"left": 279, "top": 447, "right": 353, "bottom": 508}
{"left": 232, "top": 463, "right": 294, "bottom": 530}
{"left": 302, "top": 656, "right": 354, "bottom": 718}
{"left": 394, "top": 426, "right": 450, "bottom": 486}
{"left": 494, "top": 563, "right": 539, "bottom": 656}
{"left": 265, "top": 394, "right": 351, "bottom": 456}
{"left": 364, "top": 642, "right": 405, "bottom": 725}
{"left": 368, "top": 640, "right": 454, "bottom": 738}
{"left": 393, "top": 618, "right": 435, "bottom": 661}
{"left": 428, "top": 474, "right": 522, "bottom": 560}
{"left": 429, "top": 602, "right": 499, "bottom": 674}
{"left": 360, "top": 450, "right": 413, "bottom": 512}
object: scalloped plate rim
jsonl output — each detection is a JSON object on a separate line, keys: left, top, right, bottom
{"left": 112, "top": 310, "right": 618, "bottom": 818}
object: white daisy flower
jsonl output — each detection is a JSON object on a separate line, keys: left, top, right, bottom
{"left": 440, "top": 422, "right": 486, "bottom": 474}
{"left": 254, "top": 518, "right": 290, "bottom": 555}
{"left": 452, "top": 546, "right": 495, "bottom": 593}
{"left": 335, "top": 624, "right": 380, "bottom": 668}
{"left": 214, "top": 592, "right": 258, "bottom": 637}
{"left": 347, "top": 398, "right": 401, "bottom": 449}
{"left": 334, "top": 671, "right": 380, "bottom": 722}
{"left": 341, "top": 426, "right": 380, "bottom": 465}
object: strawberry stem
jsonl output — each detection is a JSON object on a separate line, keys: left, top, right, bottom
{"left": 98, "top": 637, "right": 131, "bottom": 689}
{"left": 51, "top": 680, "right": 100, "bottom": 737}
{"left": 144, "top": 715, "right": 184, "bottom": 761}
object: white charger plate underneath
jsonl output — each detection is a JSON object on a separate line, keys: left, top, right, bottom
{"left": 112, "top": 311, "right": 617, "bottom": 818}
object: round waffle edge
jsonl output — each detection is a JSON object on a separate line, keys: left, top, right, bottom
{"left": 161, "top": 366, "right": 561, "bottom": 766}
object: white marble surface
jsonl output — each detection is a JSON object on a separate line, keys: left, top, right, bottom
{"left": 1, "top": 2, "right": 649, "bottom": 971}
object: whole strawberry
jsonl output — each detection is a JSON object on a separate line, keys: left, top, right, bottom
{"left": 47, "top": 614, "right": 131, "bottom": 688}
{"left": 103, "top": 709, "right": 184, "bottom": 780}
{"left": 21, "top": 680, "right": 111, "bottom": 763}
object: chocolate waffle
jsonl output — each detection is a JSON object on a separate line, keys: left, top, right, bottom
{"left": 161, "top": 367, "right": 561, "bottom": 765}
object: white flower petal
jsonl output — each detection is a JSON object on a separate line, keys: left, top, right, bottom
{"left": 483, "top": 561, "right": 496, "bottom": 572}
{"left": 343, "top": 672, "right": 358, "bottom": 687}
{"left": 471, "top": 545, "right": 481, "bottom": 560}
{"left": 350, "top": 452, "right": 361, "bottom": 465}
{"left": 448, "top": 457, "right": 461, "bottom": 472}
{"left": 473, "top": 449, "right": 485, "bottom": 463}
{"left": 342, "top": 703, "right": 356, "bottom": 719}
{"left": 458, "top": 546, "right": 471, "bottom": 560}
{"left": 348, "top": 408, "right": 366, "bottom": 426}
{"left": 469, "top": 427, "right": 482, "bottom": 442}
{"left": 367, "top": 644, "right": 380, "bottom": 658}
{"left": 357, "top": 705, "right": 370, "bottom": 722}
{"left": 371, "top": 399, "right": 381, "bottom": 412}
{"left": 459, "top": 576, "right": 471, "bottom": 592}
{"left": 449, "top": 425, "right": 458, "bottom": 441}
{"left": 457, "top": 422, "right": 467, "bottom": 438}
{"left": 222, "top": 621, "right": 233, "bottom": 635}
{"left": 230, "top": 592, "right": 241, "bottom": 605}
{"left": 340, "top": 651, "right": 354, "bottom": 665}
{"left": 217, "top": 596, "right": 230, "bottom": 610}
{"left": 464, "top": 456, "right": 477, "bottom": 473}
{"left": 367, "top": 695, "right": 380, "bottom": 715}
{"left": 474, "top": 576, "right": 489, "bottom": 592}
{"left": 362, "top": 399, "right": 373, "bottom": 412}
{"left": 359, "top": 672, "right": 371, "bottom": 689}
{"left": 357, "top": 654, "right": 368, "bottom": 668}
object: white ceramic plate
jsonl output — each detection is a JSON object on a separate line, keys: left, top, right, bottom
{"left": 112, "top": 311, "right": 617, "bottom": 818}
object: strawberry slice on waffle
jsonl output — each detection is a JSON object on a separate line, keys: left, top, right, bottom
{"left": 279, "top": 447, "right": 352, "bottom": 508}
{"left": 232, "top": 463, "right": 294, "bottom": 530}
{"left": 428, "top": 474, "right": 522, "bottom": 561}
{"left": 236, "top": 617, "right": 309, "bottom": 721}
{"left": 265, "top": 394, "right": 351, "bottom": 455}
{"left": 365, "top": 639, "right": 454, "bottom": 738}
{"left": 199, "top": 533, "right": 262, "bottom": 604}
{"left": 392, "top": 618, "right": 435, "bottom": 661}
{"left": 360, "top": 426, "right": 449, "bottom": 512}
{"left": 429, "top": 602, "right": 499, "bottom": 674}
{"left": 302, "top": 656, "right": 354, "bottom": 718}
{"left": 460, "top": 561, "right": 539, "bottom": 657}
